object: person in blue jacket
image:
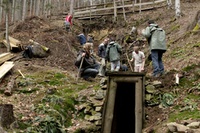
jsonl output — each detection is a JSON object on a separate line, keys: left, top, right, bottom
{"left": 77, "top": 33, "right": 86, "bottom": 45}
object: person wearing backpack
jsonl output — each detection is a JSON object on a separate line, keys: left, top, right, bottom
{"left": 106, "top": 35, "right": 122, "bottom": 72}
{"left": 141, "top": 20, "right": 166, "bottom": 77}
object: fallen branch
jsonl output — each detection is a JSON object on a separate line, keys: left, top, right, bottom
{"left": 18, "top": 69, "right": 25, "bottom": 78}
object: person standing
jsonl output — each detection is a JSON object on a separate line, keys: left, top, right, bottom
{"left": 98, "top": 38, "right": 109, "bottom": 76}
{"left": 141, "top": 20, "right": 166, "bottom": 77}
{"left": 129, "top": 46, "right": 145, "bottom": 72}
{"left": 65, "top": 13, "right": 73, "bottom": 31}
{"left": 106, "top": 35, "right": 122, "bottom": 72}
{"left": 75, "top": 43, "right": 99, "bottom": 81}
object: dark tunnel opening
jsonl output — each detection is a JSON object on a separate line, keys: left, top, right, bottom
{"left": 111, "top": 82, "right": 136, "bottom": 133}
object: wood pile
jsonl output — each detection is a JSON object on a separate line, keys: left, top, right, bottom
{"left": 2, "top": 36, "right": 22, "bottom": 50}
{"left": 0, "top": 53, "right": 15, "bottom": 65}
{"left": 0, "top": 62, "right": 15, "bottom": 80}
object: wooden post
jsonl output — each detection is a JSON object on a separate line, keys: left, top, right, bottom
{"left": 135, "top": 79, "right": 143, "bottom": 133}
{"left": 113, "top": 0, "right": 117, "bottom": 22}
{"left": 132, "top": 0, "right": 135, "bottom": 13}
{"left": 139, "top": 0, "right": 142, "bottom": 14}
{"left": 102, "top": 79, "right": 117, "bottom": 133}
{"left": 122, "top": 0, "right": 126, "bottom": 21}
{"left": 89, "top": 0, "right": 92, "bottom": 24}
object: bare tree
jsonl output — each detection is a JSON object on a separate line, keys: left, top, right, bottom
{"left": 22, "top": 0, "right": 27, "bottom": 21}
{"left": 175, "top": 0, "right": 181, "bottom": 17}
{"left": 0, "top": 0, "right": 3, "bottom": 23}
{"left": 70, "top": 0, "right": 74, "bottom": 15}
{"left": 29, "top": 0, "right": 33, "bottom": 16}
{"left": 36, "top": 0, "right": 40, "bottom": 16}
{"left": 11, "top": 0, "right": 16, "bottom": 23}
{"left": 2, "top": 0, "right": 11, "bottom": 52}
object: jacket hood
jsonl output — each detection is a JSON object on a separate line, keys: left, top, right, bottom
{"left": 109, "top": 41, "right": 115, "bottom": 45}
{"left": 149, "top": 24, "right": 159, "bottom": 32}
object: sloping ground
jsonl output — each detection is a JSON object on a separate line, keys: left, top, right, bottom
{"left": 9, "top": 16, "right": 80, "bottom": 74}
{"left": 0, "top": 1, "right": 199, "bottom": 133}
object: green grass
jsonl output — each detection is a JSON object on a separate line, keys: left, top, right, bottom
{"left": 169, "top": 109, "right": 200, "bottom": 122}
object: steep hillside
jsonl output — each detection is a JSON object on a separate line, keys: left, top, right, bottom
{"left": 0, "top": 1, "right": 199, "bottom": 133}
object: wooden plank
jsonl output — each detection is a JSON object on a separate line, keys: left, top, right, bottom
{"left": 0, "top": 62, "right": 14, "bottom": 79}
{"left": 0, "top": 53, "right": 10, "bottom": 58}
{"left": 8, "top": 36, "right": 21, "bottom": 46}
{"left": 0, "top": 53, "right": 15, "bottom": 65}
{"left": 135, "top": 79, "right": 143, "bottom": 133}
{"left": 2, "top": 40, "right": 19, "bottom": 49}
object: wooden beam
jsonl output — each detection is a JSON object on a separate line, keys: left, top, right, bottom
{"left": 0, "top": 53, "right": 15, "bottom": 65}
{"left": 8, "top": 36, "right": 21, "bottom": 46}
{"left": 2, "top": 40, "right": 18, "bottom": 49}
{"left": 0, "top": 62, "right": 14, "bottom": 79}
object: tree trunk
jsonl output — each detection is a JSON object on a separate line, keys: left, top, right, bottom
{"left": 167, "top": 0, "right": 172, "bottom": 9}
{"left": 5, "top": 3, "right": 11, "bottom": 52}
{"left": 139, "top": 0, "right": 141, "bottom": 14}
{"left": 0, "top": 0, "right": 3, "bottom": 24}
{"left": 70, "top": 0, "right": 74, "bottom": 15}
{"left": 11, "top": 0, "right": 16, "bottom": 23}
{"left": 114, "top": 0, "right": 117, "bottom": 22}
{"left": 22, "top": 0, "right": 27, "bottom": 21}
{"left": 0, "top": 104, "right": 15, "bottom": 128}
{"left": 175, "top": 0, "right": 181, "bottom": 17}
{"left": 36, "top": 0, "right": 40, "bottom": 16}
{"left": 29, "top": 0, "right": 33, "bottom": 16}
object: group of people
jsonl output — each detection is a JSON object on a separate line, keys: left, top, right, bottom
{"left": 75, "top": 34, "right": 122, "bottom": 81}
{"left": 74, "top": 19, "right": 166, "bottom": 81}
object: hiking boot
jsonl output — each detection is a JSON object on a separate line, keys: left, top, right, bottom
{"left": 154, "top": 73, "right": 161, "bottom": 77}
{"left": 160, "top": 71, "right": 165, "bottom": 76}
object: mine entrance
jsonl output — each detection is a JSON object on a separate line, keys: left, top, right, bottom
{"left": 111, "top": 82, "right": 135, "bottom": 133}
{"left": 101, "top": 72, "right": 145, "bottom": 133}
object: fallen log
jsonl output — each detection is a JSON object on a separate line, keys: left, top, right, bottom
{"left": 4, "top": 76, "right": 15, "bottom": 96}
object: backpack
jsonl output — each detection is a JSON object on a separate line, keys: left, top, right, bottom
{"left": 150, "top": 27, "right": 166, "bottom": 50}
{"left": 152, "top": 28, "right": 166, "bottom": 45}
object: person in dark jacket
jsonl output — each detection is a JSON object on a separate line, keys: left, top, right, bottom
{"left": 77, "top": 33, "right": 86, "bottom": 45}
{"left": 98, "top": 38, "right": 109, "bottom": 76}
{"left": 75, "top": 43, "right": 99, "bottom": 81}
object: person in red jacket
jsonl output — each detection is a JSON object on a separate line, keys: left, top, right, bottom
{"left": 65, "top": 13, "right": 73, "bottom": 31}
